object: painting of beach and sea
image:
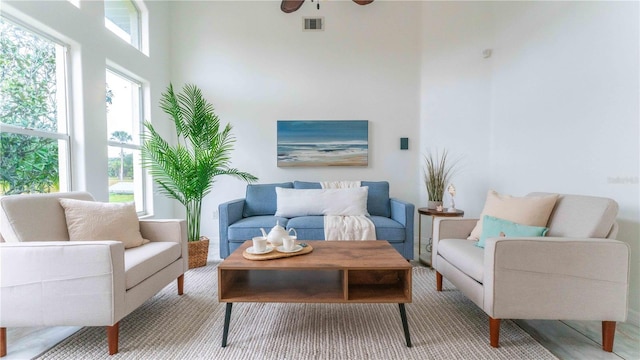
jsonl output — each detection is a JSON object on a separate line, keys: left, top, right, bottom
{"left": 277, "top": 120, "right": 368, "bottom": 167}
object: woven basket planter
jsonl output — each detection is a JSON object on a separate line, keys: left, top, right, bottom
{"left": 188, "top": 237, "right": 209, "bottom": 269}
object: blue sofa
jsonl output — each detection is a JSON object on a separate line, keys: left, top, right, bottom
{"left": 218, "top": 181, "right": 415, "bottom": 259}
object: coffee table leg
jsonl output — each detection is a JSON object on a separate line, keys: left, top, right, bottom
{"left": 222, "top": 302, "right": 233, "bottom": 347}
{"left": 398, "top": 303, "right": 412, "bottom": 347}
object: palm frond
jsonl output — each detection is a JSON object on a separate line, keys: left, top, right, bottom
{"left": 141, "top": 84, "right": 258, "bottom": 241}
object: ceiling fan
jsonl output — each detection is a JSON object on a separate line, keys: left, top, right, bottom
{"left": 281, "top": 0, "right": 374, "bottom": 13}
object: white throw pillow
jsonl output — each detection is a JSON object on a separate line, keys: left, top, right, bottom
{"left": 59, "top": 198, "right": 148, "bottom": 248}
{"left": 275, "top": 187, "right": 369, "bottom": 218}
{"left": 468, "top": 190, "right": 559, "bottom": 240}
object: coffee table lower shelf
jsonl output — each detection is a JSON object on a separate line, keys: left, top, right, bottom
{"left": 219, "top": 268, "right": 412, "bottom": 348}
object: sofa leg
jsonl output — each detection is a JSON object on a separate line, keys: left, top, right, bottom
{"left": 602, "top": 321, "right": 616, "bottom": 352}
{"left": 1, "top": 327, "right": 6, "bottom": 357}
{"left": 107, "top": 323, "right": 119, "bottom": 355}
{"left": 436, "top": 271, "right": 443, "bottom": 291}
{"left": 177, "top": 274, "right": 184, "bottom": 295}
{"left": 489, "top": 317, "right": 500, "bottom": 348}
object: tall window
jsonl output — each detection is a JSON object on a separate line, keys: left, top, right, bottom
{"left": 106, "top": 69, "right": 145, "bottom": 213}
{"left": 105, "top": 0, "right": 141, "bottom": 50}
{"left": 0, "top": 18, "right": 70, "bottom": 195}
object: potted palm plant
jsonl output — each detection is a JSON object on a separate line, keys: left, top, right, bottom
{"left": 142, "top": 83, "right": 258, "bottom": 268}
{"left": 423, "top": 149, "right": 457, "bottom": 210}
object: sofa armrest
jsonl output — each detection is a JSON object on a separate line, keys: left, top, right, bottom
{"left": 432, "top": 218, "right": 478, "bottom": 266}
{"left": 390, "top": 198, "right": 412, "bottom": 224}
{"left": 219, "top": 199, "right": 245, "bottom": 258}
{"left": 0, "top": 241, "right": 126, "bottom": 327}
{"left": 390, "top": 198, "right": 415, "bottom": 259}
{"left": 483, "top": 237, "right": 630, "bottom": 320}
{"left": 139, "top": 219, "right": 188, "bottom": 272}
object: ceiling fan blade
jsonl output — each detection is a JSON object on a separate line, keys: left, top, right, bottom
{"left": 353, "top": 0, "right": 374, "bottom": 5}
{"left": 281, "top": 0, "right": 305, "bottom": 13}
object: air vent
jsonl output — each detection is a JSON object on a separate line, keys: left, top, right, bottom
{"left": 303, "top": 17, "right": 324, "bottom": 31}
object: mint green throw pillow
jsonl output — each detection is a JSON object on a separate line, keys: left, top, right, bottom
{"left": 476, "top": 215, "right": 549, "bottom": 248}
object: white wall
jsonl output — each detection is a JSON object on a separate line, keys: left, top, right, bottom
{"left": 3, "top": 0, "right": 175, "bottom": 218}
{"left": 420, "top": 1, "right": 494, "bottom": 216}
{"left": 421, "top": 1, "right": 640, "bottom": 325}
{"left": 169, "top": 1, "right": 422, "bottom": 241}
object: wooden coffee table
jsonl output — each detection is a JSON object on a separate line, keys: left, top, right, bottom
{"left": 218, "top": 240, "right": 412, "bottom": 347}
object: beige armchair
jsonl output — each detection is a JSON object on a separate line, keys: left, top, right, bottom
{"left": 0, "top": 192, "right": 188, "bottom": 356}
{"left": 432, "top": 192, "right": 629, "bottom": 352}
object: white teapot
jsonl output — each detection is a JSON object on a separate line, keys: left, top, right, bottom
{"left": 260, "top": 221, "right": 296, "bottom": 246}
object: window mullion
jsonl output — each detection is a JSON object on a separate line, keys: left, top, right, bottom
{"left": 107, "top": 141, "right": 141, "bottom": 150}
{"left": 0, "top": 123, "right": 69, "bottom": 141}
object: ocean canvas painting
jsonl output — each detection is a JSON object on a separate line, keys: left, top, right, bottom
{"left": 277, "top": 120, "right": 368, "bottom": 167}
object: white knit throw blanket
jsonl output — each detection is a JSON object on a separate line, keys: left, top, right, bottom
{"left": 321, "top": 181, "right": 377, "bottom": 241}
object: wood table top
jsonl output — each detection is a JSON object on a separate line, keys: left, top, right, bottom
{"left": 220, "top": 240, "right": 411, "bottom": 271}
{"left": 417, "top": 207, "right": 464, "bottom": 217}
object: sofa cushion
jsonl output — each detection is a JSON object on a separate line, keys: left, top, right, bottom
{"left": 243, "top": 182, "right": 293, "bottom": 217}
{"left": 285, "top": 215, "right": 406, "bottom": 242}
{"left": 294, "top": 181, "right": 391, "bottom": 217}
{"left": 477, "top": 215, "right": 548, "bottom": 248}
{"left": 275, "top": 187, "right": 369, "bottom": 217}
{"left": 361, "top": 181, "right": 391, "bottom": 217}
{"left": 369, "top": 216, "right": 405, "bottom": 242}
{"left": 469, "top": 190, "right": 558, "bottom": 240}
{"left": 438, "top": 238, "right": 484, "bottom": 283}
{"left": 59, "top": 199, "right": 148, "bottom": 249}
{"left": 124, "top": 242, "right": 181, "bottom": 290}
{"left": 293, "top": 181, "right": 322, "bottom": 189}
{"left": 229, "top": 216, "right": 290, "bottom": 241}
{"left": 0, "top": 191, "right": 94, "bottom": 243}
{"left": 286, "top": 216, "right": 326, "bottom": 240}
{"left": 528, "top": 192, "right": 619, "bottom": 239}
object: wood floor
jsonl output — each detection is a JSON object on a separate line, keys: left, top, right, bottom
{"left": 516, "top": 319, "right": 639, "bottom": 360}
{"left": 4, "top": 242, "right": 638, "bottom": 359}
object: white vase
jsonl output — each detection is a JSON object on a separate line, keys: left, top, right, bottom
{"left": 427, "top": 200, "right": 443, "bottom": 210}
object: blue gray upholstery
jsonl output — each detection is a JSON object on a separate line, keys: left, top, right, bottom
{"left": 243, "top": 182, "right": 293, "bottom": 217}
{"left": 219, "top": 181, "right": 414, "bottom": 259}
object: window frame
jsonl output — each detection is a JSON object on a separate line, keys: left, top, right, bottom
{"left": 0, "top": 15, "right": 73, "bottom": 193}
{"left": 105, "top": 67, "right": 147, "bottom": 215}
{"left": 104, "top": 0, "right": 142, "bottom": 51}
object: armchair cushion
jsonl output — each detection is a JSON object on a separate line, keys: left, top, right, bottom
{"left": 0, "top": 191, "right": 93, "bottom": 242}
{"left": 469, "top": 190, "right": 558, "bottom": 240}
{"left": 438, "top": 239, "right": 484, "bottom": 283}
{"left": 529, "top": 192, "right": 619, "bottom": 238}
{"left": 477, "top": 215, "right": 548, "bottom": 248}
{"left": 124, "top": 242, "right": 181, "bottom": 289}
{"left": 59, "top": 199, "right": 147, "bottom": 249}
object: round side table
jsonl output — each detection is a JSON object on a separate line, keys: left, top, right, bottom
{"left": 418, "top": 207, "right": 464, "bottom": 267}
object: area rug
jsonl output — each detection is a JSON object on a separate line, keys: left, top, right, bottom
{"left": 37, "top": 262, "right": 557, "bottom": 360}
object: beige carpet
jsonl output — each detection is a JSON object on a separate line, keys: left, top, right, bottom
{"left": 37, "top": 262, "right": 557, "bottom": 360}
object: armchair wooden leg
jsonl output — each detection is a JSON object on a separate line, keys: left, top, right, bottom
{"left": 436, "top": 271, "right": 443, "bottom": 291}
{"left": 107, "top": 323, "right": 119, "bottom": 355}
{"left": 489, "top": 317, "right": 500, "bottom": 348}
{"left": 1, "top": 327, "right": 6, "bottom": 357}
{"left": 177, "top": 274, "right": 184, "bottom": 295}
{"left": 602, "top": 321, "right": 616, "bottom": 352}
